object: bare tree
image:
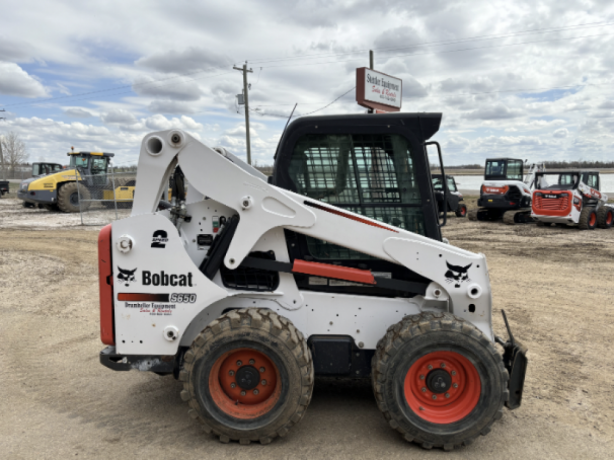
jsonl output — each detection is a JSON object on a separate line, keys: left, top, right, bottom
{"left": 0, "top": 131, "right": 28, "bottom": 177}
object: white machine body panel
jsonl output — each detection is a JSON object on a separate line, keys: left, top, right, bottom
{"left": 110, "top": 130, "right": 496, "bottom": 355}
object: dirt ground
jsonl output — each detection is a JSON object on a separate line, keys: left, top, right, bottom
{"left": 1, "top": 195, "right": 613, "bottom": 459}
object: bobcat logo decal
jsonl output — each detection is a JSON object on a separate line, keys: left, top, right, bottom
{"left": 117, "top": 267, "right": 137, "bottom": 287}
{"left": 445, "top": 262, "right": 472, "bottom": 288}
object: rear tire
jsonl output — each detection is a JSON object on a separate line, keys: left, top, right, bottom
{"left": 57, "top": 182, "right": 91, "bottom": 213}
{"left": 372, "top": 312, "right": 508, "bottom": 451}
{"left": 179, "top": 309, "right": 314, "bottom": 445}
{"left": 455, "top": 204, "right": 467, "bottom": 218}
{"left": 578, "top": 206, "right": 597, "bottom": 230}
{"left": 597, "top": 207, "right": 613, "bottom": 229}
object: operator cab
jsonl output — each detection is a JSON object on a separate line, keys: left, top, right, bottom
{"left": 535, "top": 171, "right": 600, "bottom": 191}
{"left": 270, "top": 113, "right": 444, "bottom": 298}
{"left": 484, "top": 158, "right": 523, "bottom": 181}
{"left": 68, "top": 151, "right": 114, "bottom": 186}
{"left": 32, "top": 162, "right": 63, "bottom": 177}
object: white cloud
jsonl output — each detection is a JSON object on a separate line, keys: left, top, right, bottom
{"left": 64, "top": 107, "right": 94, "bottom": 118}
{"left": 132, "top": 76, "right": 204, "bottom": 101}
{"left": 136, "top": 47, "right": 231, "bottom": 74}
{"left": 0, "top": 62, "right": 47, "bottom": 97}
{"left": 553, "top": 128, "right": 568, "bottom": 138}
{"left": 101, "top": 109, "right": 139, "bottom": 125}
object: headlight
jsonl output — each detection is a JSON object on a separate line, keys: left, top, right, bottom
{"left": 21, "top": 183, "right": 28, "bottom": 190}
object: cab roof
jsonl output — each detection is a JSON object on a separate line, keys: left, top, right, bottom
{"left": 67, "top": 151, "right": 114, "bottom": 157}
{"left": 485, "top": 158, "right": 523, "bottom": 162}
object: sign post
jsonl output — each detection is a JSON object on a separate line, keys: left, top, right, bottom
{"left": 356, "top": 67, "right": 402, "bottom": 113}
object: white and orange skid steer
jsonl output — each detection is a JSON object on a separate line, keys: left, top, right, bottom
{"left": 532, "top": 170, "right": 613, "bottom": 230}
{"left": 98, "top": 113, "right": 527, "bottom": 450}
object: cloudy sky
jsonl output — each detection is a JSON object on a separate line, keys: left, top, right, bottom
{"left": 0, "top": 0, "right": 613, "bottom": 167}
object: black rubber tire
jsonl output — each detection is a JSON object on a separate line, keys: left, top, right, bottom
{"left": 43, "top": 204, "right": 59, "bottom": 212}
{"left": 597, "top": 207, "right": 613, "bottom": 229}
{"left": 578, "top": 206, "right": 597, "bottom": 230}
{"left": 57, "top": 182, "right": 91, "bottom": 213}
{"left": 372, "top": 312, "right": 509, "bottom": 451}
{"left": 179, "top": 308, "right": 314, "bottom": 445}
{"left": 455, "top": 204, "right": 468, "bottom": 218}
{"left": 22, "top": 201, "right": 35, "bottom": 208}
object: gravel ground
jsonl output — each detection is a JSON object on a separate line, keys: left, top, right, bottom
{"left": 1, "top": 196, "right": 613, "bottom": 459}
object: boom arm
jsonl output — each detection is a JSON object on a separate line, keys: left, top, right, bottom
{"left": 130, "top": 130, "right": 493, "bottom": 340}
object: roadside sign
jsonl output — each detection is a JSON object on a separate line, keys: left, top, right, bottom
{"left": 356, "top": 67, "right": 402, "bottom": 112}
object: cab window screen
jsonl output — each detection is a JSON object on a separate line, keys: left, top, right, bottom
{"left": 507, "top": 161, "right": 523, "bottom": 181}
{"left": 485, "top": 161, "right": 505, "bottom": 178}
{"left": 70, "top": 156, "right": 89, "bottom": 168}
{"left": 446, "top": 177, "right": 457, "bottom": 192}
{"left": 289, "top": 133, "right": 425, "bottom": 259}
{"left": 91, "top": 158, "right": 108, "bottom": 174}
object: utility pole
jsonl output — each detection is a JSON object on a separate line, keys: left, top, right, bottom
{"left": 233, "top": 63, "right": 254, "bottom": 165}
{"left": 0, "top": 109, "right": 6, "bottom": 180}
{"left": 368, "top": 51, "right": 374, "bottom": 114}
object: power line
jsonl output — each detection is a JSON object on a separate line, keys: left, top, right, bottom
{"left": 2, "top": 70, "right": 235, "bottom": 108}
{"left": 2, "top": 25, "right": 611, "bottom": 109}
{"left": 260, "top": 31, "right": 614, "bottom": 70}
{"left": 248, "top": 21, "right": 614, "bottom": 65}
{"left": 297, "top": 87, "right": 357, "bottom": 117}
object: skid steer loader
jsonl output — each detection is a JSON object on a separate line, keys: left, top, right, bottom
{"left": 531, "top": 170, "right": 613, "bottom": 229}
{"left": 468, "top": 158, "right": 544, "bottom": 224}
{"left": 98, "top": 113, "right": 527, "bottom": 450}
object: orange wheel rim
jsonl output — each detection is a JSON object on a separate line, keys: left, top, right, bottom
{"left": 607, "top": 212, "right": 613, "bottom": 225}
{"left": 209, "top": 348, "right": 281, "bottom": 419}
{"left": 403, "top": 351, "right": 480, "bottom": 424}
{"left": 461, "top": 208, "right": 466, "bottom": 216}
{"left": 589, "top": 213, "right": 596, "bottom": 226}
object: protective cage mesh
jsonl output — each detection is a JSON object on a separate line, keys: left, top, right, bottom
{"left": 289, "top": 133, "right": 425, "bottom": 260}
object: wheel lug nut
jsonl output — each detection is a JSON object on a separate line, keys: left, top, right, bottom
{"left": 451, "top": 371, "right": 456, "bottom": 376}
{"left": 253, "top": 389, "right": 259, "bottom": 395}
{"left": 445, "top": 393, "right": 450, "bottom": 398}
{"left": 440, "top": 363, "right": 446, "bottom": 368}
{"left": 453, "top": 383, "right": 458, "bottom": 388}
{"left": 432, "top": 395, "right": 437, "bottom": 400}
{"left": 421, "top": 387, "right": 426, "bottom": 392}
{"left": 261, "top": 380, "right": 267, "bottom": 386}
{"left": 259, "top": 367, "right": 265, "bottom": 372}
{"left": 228, "top": 370, "right": 234, "bottom": 376}
{"left": 249, "top": 359, "right": 255, "bottom": 365}
{"left": 240, "top": 390, "right": 246, "bottom": 396}
{"left": 230, "top": 383, "right": 236, "bottom": 388}
{"left": 419, "top": 406, "right": 424, "bottom": 411}
{"left": 427, "top": 364, "right": 433, "bottom": 370}
{"left": 419, "top": 374, "right": 425, "bottom": 380}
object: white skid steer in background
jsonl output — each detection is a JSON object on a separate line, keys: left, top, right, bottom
{"left": 98, "top": 113, "right": 527, "bottom": 450}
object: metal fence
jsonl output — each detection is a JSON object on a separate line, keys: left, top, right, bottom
{"left": 77, "top": 170, "right": 137, "bottom": 226}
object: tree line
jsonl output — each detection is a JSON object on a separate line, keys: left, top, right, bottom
{"left": 437, "top": 161, "right": 614, "bottom": 170}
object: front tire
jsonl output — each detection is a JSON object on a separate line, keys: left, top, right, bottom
{"left": 597, "top": 207, "right": 613, "bottom": 229}
{"left": 455, "top": 204, "right": 467, "bottom": 218}
{"left": 57, "top": 182, "right": 91, "bottom": 212}
{"left": 179, "top": 309, "right": 314, "bottom": 445}
{"left": 578, "top": 206, "right": 597, "bottom": 230}
{"left": 372, "top": 312, "right": 508, "bottom": 450}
